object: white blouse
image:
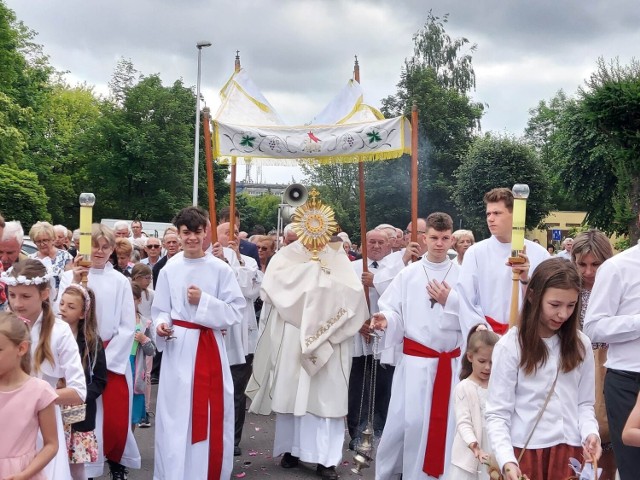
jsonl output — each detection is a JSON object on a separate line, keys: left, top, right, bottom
{"left": 30, "top": 313, "right": 86, "bottom": 401}
{"left": 485, "top": 328, "right": 598, "bottom": 470}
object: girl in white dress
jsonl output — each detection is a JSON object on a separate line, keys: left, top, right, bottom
{"left": 485, "top": 258, "right": 601, "bottom": 480}
{"left": 451, "top": 326, "right": 499, "bottom": 479}
{"left": 5, "top": 259, "right": 87, "bottom": 480}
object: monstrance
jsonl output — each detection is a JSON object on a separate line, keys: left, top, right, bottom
{"left": 290, "top": 188, "right": 338, "bottom": 260}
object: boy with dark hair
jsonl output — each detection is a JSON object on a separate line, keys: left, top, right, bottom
{"left": 153, "top": 205, "right": 246, "bottom": 479}
{"left": 370, "top": 211, "right": 463, "bottom": 479}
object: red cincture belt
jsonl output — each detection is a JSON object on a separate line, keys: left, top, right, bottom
{"left": 485, "top": 315, "right": 508, "bottom": 335}
{"left": 403, "top": 337, "right": 461, "bottom": 477}
{"left": 172, "top": 320, "right": 224, "bottom": 480}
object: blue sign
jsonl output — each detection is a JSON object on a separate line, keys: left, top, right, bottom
{"left": 552, "top": 229, "right": 562, "bottom": 241}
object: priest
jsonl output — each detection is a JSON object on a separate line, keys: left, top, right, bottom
{"left": 247, "top": 193, "right": 368, "bottom": 480}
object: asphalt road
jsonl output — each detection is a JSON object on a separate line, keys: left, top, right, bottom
{"left": 97, "top": 385, "right": 376, "bottom": 479}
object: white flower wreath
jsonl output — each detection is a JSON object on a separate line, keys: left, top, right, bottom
{"left": 0, "top": 267, "right": 54, "bottom": 287}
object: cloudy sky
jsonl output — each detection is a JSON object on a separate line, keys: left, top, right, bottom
{"left": 6, "top": 0, "right": 640, "bottom": 182}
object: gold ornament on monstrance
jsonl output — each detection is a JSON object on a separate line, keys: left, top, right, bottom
{"left": 291, "top": 188, "right": 337, "bottom": 261}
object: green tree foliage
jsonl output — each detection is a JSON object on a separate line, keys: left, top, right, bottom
{"left": 79, "top": 72, "right": 228, "bottom": 222}
{"left": 0, "top": 165, "right": 50, "bottom": 225}
{"left": 524, "top": 90, "right": 583, "bottom": 210}
{"left": 378, "top": 12, "right": 483, "bottom": 220}
{"left": 552, "top": 58, "right": 640, "bottom": 242}
{"left": 454, "top": 134, "right": 552, "bottom": 238}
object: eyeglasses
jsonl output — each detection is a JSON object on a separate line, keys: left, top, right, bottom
{"left": 35, "top": 239, "right": 52, "bottom": 245}
{"left": 258, "top": 246, "right": 271, "bottom": 251}
{"left": 146, "top": 244, "right": 161, "bottom": 249}
{"left": 404, "top": 230, "right": 426, "bottom": 235}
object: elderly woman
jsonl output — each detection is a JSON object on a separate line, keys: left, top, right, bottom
{"left": 452, "top": 229, "right": 475, "bottom": 265}
{"left": 28, "top": 221, "right": 73, "bottom": 289}
{"left": 572, "top": 229, "right": 616, "bottom": 475}
{"left": 255, "top": 235, "right": 276, "bottom": 273}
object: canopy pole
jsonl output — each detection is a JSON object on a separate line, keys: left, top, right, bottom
{"left": 229, "top": 158, "right": 237, "bottom": 243}
{"left": 203, "top": 107, "right": 218, "bottom": 243}
{"left": 354, "top": 56, "right": 370, "bottom": 309}
{"left": 411, "top": 102, "right": 419, "bottom": 251}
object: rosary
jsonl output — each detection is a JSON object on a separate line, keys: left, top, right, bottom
{"left": 423, "top": 260, "right": 454, "bottom": 308}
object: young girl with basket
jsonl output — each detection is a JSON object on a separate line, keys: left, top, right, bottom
{"left": 0, "top": 312, "right": 58, "bottom": 480}
{"left": 451, "top": 326, "right": 500, "bottom": 479}
{"left": 485, "top": 258, "right": 601, "bottom": 480}
{"left": 59, "top": 284, "right": 107, "bottom": 480}
{"left": 5, "top": 259, "right": 87, "bottom": 480}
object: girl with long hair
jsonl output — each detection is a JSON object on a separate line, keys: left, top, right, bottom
{"left": 58, "top": 284, "right": 107, "bottom": 480}
{"left": 5, "top": 259, "right": 86, "bottom": 480}
{"left": 0, "top": 312, "right": 58, "bottom": 479}
{"left": 485, "top": 258, "right": 601, "bottom": 480}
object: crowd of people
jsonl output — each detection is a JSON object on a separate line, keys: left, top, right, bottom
{"left": 0, "top": 186, "right": 639, "bottom": 480}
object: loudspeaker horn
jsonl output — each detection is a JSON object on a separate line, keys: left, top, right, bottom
{"left": 283, "top": 183, "right": 308, "bottom": 207}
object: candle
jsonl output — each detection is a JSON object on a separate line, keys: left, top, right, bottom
{"left": 78, "top": 193, "right": 95, "bottom": 256}
{"left": 511, "top": 184, "right": 529, "bottom": 256}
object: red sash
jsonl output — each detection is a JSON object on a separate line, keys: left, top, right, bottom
{"left": 172, "top": 320, "right": 224, "bottom": 480}
{"left": 101, "top": 339, "right": 129, "bottom": 463}
{"left": 485, "top": 315, "right": 508, "bottom": 335}
{"left": 403, "top": 337, "right": 461, "bottom": 477}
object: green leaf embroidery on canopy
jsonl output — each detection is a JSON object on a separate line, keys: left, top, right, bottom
{"left": 240, "top": 135, "right": 256, "bottom": 148}
{"left": 367, "top": 130, "right": 382, "bottom": 144}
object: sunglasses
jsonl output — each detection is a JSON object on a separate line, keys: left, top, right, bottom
{"left": 146, "top": 244, "right": 161, "bottom": 249}
{"left": 258, "top": 246, "right": 271, "bottom": 251}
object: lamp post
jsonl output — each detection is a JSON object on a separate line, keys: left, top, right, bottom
{"left": 192, "top": 40, "right": 212, "bottom": 206}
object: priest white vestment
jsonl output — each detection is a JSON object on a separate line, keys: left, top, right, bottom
{"left": 247, "top": 241, "right": 368, "bottom": 466}
{"left": 152, "top": 253, "right": 245, "bottom": 480}
{"left": 375, "top": 257, "right": 461, "bottom": 480}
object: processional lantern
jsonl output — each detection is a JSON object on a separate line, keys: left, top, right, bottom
{"left": 508, "top": 184, "right": 529, "bottom": 327}
{"left": 78, "top": 193, "right": 95, "bottom": 286}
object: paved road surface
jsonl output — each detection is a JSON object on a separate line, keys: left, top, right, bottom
{"left": 98, "top": 386, "right": 376, "bottom": 479}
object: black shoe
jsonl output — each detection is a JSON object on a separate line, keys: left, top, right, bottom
{"left": 234, "top": 446, "right": 242, "bottom": 456}
{"left": 280, "top": 452, "right": 299, "bottom": 468}
{"left": 138, "top": 415, "right": 151, "bottom": 428}
{"left": 108, "top": 461, "right": 129, "bottom": 480}
{"left": 316, "top": 464, "right": 338, "bottom": 479}
{"left": 348, "top": 438, "right": 359, "bottom": 451}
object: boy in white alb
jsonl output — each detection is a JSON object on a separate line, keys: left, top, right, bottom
{"left": 153, "top": 207, "right": 245, "bottom": 479}
{"left": 370, "top": 212, "right": 461, "bottom": 480}
{"left": 456, "top": 188, "right": 549, "bottom": 336}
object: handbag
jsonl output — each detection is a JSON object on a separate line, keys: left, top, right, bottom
{"left": 486, "top": 364, "right": 561, "bottom": 480}
{"left": 61, "top": 403, "right": 87, "bottom": 425}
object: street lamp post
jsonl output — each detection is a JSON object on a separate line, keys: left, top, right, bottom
{"left": 192, "top": 40, "right": 212, "bottom": 206}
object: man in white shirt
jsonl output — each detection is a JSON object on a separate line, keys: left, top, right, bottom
{"left": 556, "top": 237, "right": 573, "bottom": 259}
{"left": 456, "top": 187, "right": 549, "bottom": 336}
{"left": 584, "top": 219, "right": 640, "bottom": 480}
{"left": 347, "top": 229, "right": 394, "bottom": 449}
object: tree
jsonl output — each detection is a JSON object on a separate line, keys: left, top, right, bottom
{"left": 524, "top": 90, "right": 583, "bottom": 210}
{"left": 454, "top": 134, "right": 552, "bottom": 238}
{"left": 77, "top": 69, "right": 229, "bottom": 223}
{"left": 378, "top": 12, "right": 483, "bottom": 221}
{"left": 555, "top": 58, "right": 640, "bottom": 243}
{"left": 0, "top": 165, "right": 50, "bottom": 225}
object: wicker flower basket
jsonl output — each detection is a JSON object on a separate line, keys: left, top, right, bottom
{"left": 61, "top": 404, "right": 86, "bottom": 425}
